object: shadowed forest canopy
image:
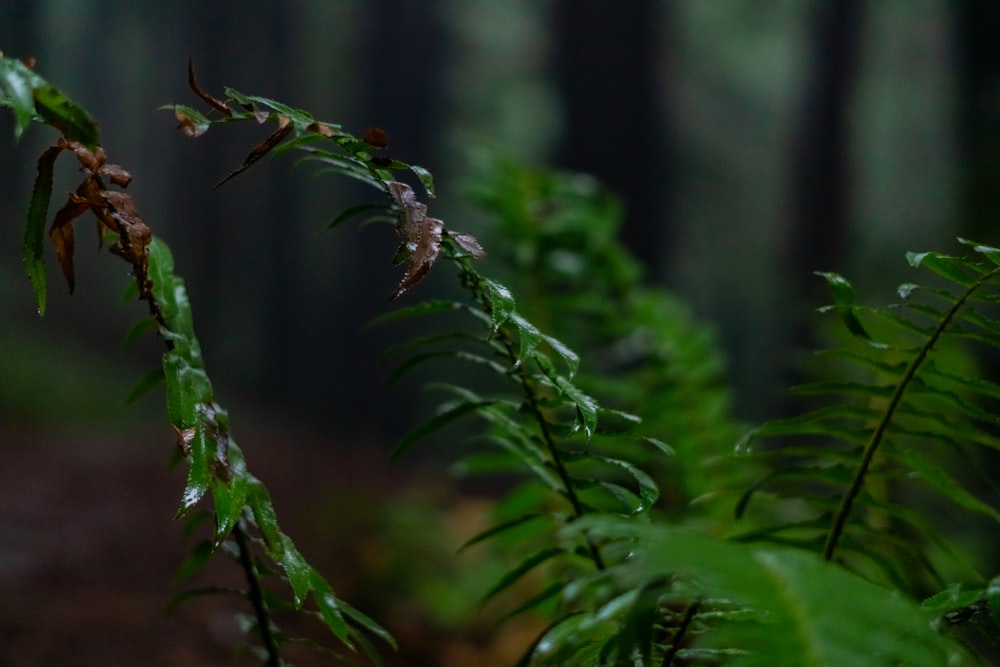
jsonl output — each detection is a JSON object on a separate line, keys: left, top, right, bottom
{"left": 0, "top": 0, "right": 989, "bottom": 433}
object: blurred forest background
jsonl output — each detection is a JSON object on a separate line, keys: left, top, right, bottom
{"left": 3, "top": 0, "right": 997, "bottom": 434}
{"left": 2, "top": 1, "right": 1000, "bottom": 664}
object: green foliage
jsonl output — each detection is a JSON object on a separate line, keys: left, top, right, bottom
{"left": 1, "top": 54, "right": 391, "bottom": 665}
{"left": 560, "top": 516, "right": 970, "bottom": 666}
{"left": 6, "top": 53, "right": 1000, "bottom": 665}
{"left": 460, "top": 151, "right": 745, "bottom": 517}
{"left": 737, "top": 242, "right": 1000, "bottom": 597}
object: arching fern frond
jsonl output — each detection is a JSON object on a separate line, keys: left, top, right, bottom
{"left": 738, "top": 238, "right": 1000, "bottom": 594}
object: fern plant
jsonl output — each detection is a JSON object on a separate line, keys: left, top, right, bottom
{"left": 734, "top": 244, "right": 1000, "bottom": 650}
{"left": 1, "top": 53, "right": 392, "bottom": 666}
{"left": 6, "top": 51, "right": 999, "bottom": 665}
{"left": 169, "top": 64, "right": 989, "bottom": 664}
{"left": 460, "top": 150, "right": 744, "bottom": 518}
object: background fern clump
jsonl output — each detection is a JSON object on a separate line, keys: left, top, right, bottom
{"left": 3, "top": 49, "right": 1000, "bottom": 666}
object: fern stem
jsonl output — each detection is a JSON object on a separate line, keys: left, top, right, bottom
{"left": 125, "top": 208, "right": 283, "bottom": 661}
{"left": 234, "top": 518, "right": 282, "bottom": 667}
{"left": 461, "top": 261, "right": 606, "bottom": 571}
{"left": 514, "top": 355, "right": 606, "bottom": 570}
{"left": 822, "top": 266, "right": 1000, "bottom": 561}
{"left": 661, "top": 599, "right": 700, "bottom": 667}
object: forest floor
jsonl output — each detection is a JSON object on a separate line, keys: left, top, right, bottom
{"left": 0, "top": 424, "right": 537, "bottom": 666}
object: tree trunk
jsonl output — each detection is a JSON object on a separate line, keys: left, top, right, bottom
{"left": 785, "top": 0, "right": 863, "bottom": 287}
{"left": 551, "top": 0, "right": 670, "bottom": 278}
{"left": 956, "top": 0, "right": 1000, "bottom": 243}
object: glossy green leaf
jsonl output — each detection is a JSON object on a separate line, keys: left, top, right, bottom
{"left": 988, "top": 575, "right": 1000, "bottom": 624}
{"left": 409, "top": 164, "right": 435, "bottom": 196}
{"left": 570, "top": 519, "right": 971, "bottom": 666}
{"left": 392, "top": 398, "right": 497, "bottom": 461}
{"left": 907, "top": 251, "right": 979, "bottom": 286}
{"left": 308, "top": 569, "right": 352, "bottom": 646}
{"left": 388, "top": 349, "right": 507, "bottom": 385}
{"left": 550, "top": 373, "right": 599, "bottom": 438}
{"left": 513, "top": 613, "right": 581, "bottom": 667}
{"left": 177, "top": 427, "right": 211, "bottom": 516}
{"left": 960, "top": 237, "right": 1000, "bottom": 266}
{"left": 121, "top": 316, "right": 158, "bottom": 349}
{"left": 459, "top": 513, "right": 550, "bottom": 552}
{"left": 246, "top": 479, "right": 281, "bottom": 551}
{"left": 481, "top": 277, "right": 516, "bottom": 333}
{"left": 171, "top": 540, "right": 216, "bottom": 584}
{"left": 338, "top": 598, "right": 396, "bottom": 651}
{"left": 736, "top": 464, "right": 853, "bottom": 519}
{"left": 23, "top": 144, "right": 60, "bottom": 315}
{"left": 816, "top": 272, "right": 885, "bottom": 346}
{"left": 509, "top": 312, "right": 542, "bottom": 367}
{"left": 922, "top": 583, "right": 989, "bottom": 615}
{"left": 211, "top": 444, "right": 249, "bottom": 541}
{"left": 888, "top": 445, "right": 1000, "bottom": 523}
{"left": 366, "top": 299, "right": 463, "bottom": 328}
{"left": 593, "top": 455, "right": 659, "bottom": 512}
{"left": 230, "top": 91, "right": 315, "bottom": 129}
{"left": 278, "top": 536, "right": 314, "bottom": 608}
{"left": 124, "top": 368, "right": 164, "bottom": 405}
{"left": 326, "top": 202, "right": 387, "bottom": 231}
{"left": 494, "top": 581, "right": 565, "bottom": 628}
{"left": 0, "top": 56, "right": 42, "bottom": 140}
{"left": 33, "top": 84, "right": 99, "bottom": 147}
{"left": 298, "top": 150, "right": 384, "bottom": 189}
{"left": 481, "top": 547, "right": 566, "bottom": 605}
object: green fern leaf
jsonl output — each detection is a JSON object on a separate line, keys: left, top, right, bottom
{"left": 570, "top": 519, "right": 971, "bottom": 667}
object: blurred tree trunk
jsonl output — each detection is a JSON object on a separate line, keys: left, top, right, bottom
{"left": 779, "top": 0, "right": 862, "bottom": 410}
{"left": 785, "top": 0, "right": 863, "bottom": 290}
{"left": 359, "top": 0, "right": 448, "bottom": 162}
{"left": 348, "top": 0, "right": 450, "bottom": 434}
{"left": 551, "top": 0, "right": 670, "bottom": 278}
{"left": 0, "top": 1, "right": 37, "bottom": 65}
{"left": 956, "top": 0, "right": 1000, "bottom": 243}
{"left": 178, "top": 4, "right": 300, "bottom": 406}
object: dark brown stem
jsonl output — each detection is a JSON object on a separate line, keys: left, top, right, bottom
{"left": 461, "top": 263, "right": 605, "bottom": 570}
{"left": 234, "top": 519, "right": 282, "bottom": 667}
{"left": 661, "top": 599, "right": 700, "bottom": 666}
{"left": 822, "top": 265, "right": 1000, "bottom": 561}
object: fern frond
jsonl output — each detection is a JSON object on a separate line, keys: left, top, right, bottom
{"left": 561, "top": 517, "right": 973, "bottom": 667}
{"left": 740, "top": 240, "right": 1000, "bottom": 593}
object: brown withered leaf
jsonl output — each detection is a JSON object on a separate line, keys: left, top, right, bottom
{"left": 448, "top": 231, "right": 486, "bottom": 259}
{"left": 387, "top": 180, "right": 427, "bottom": 229}
{"left": 99, "top": 190, "right": 151, "bottom": 286}
{"left": 187, "top": 57, "right": 231, "bottom": 117}
{"left": 214, "top": 116, "right": 293, "bottom": 189}
{"left": 99, "top": 163, "right": 132, "bottom": 187}
{"left": 49, "top": 191, "right": 94, "bottom": 293}
{"left": 42, "top": 138, "right": 152, "bottom": 295}
{"left": 391, "top": 216, "right": 444, "bottom": 300}
{"left": 308, "top": 121, "right": 336, "bottom": 137}
{"left": 386, "top": 181, "right": 445, "bottom": 299}
{"left": 60, "top": 138, "right": 104, "bottom": 173}
{"left": 172, "top": 424, "right": 196, "bottom": 456}
{"left": 385, "top": 181, "right": 486, "bottom": 298}
{"left": 363, "top": 126, "right": 389, "bottom": 149}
